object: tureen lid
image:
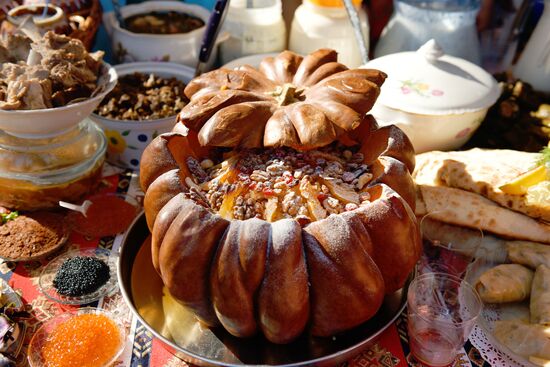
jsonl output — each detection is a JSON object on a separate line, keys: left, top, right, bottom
{"left": 365, "top": 40, "right": 500, "bottom": 115}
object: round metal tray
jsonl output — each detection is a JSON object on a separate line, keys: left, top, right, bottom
{"left": 118, "top": 212, "right": 410, "bottom": 367}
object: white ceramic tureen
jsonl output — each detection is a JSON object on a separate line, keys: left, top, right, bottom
{"left": 364, "top": 39, "right": 500, "bottom": 153}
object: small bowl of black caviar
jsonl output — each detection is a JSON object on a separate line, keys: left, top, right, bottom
{"left": 39, "top": 247, "right": 118, "bottom": 305}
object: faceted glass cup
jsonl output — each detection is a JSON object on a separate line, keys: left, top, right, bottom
{"left": 419, "top": 212, "right": 483, "bottom": 277}
{"left": 407, "top": 272, "right": 482, "bottom": 366}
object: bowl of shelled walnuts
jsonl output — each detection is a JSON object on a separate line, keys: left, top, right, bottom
{"left": 90, "top": 62, "right": 194, "bottom": 168}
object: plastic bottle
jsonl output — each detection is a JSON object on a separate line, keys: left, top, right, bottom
{"left": 513, "top": 0, "right": 550, "bottom": 92}
{"left": 220, "top": 0, "right": 286, "bottom": 65}
{"left": 375, "top": 0, "right": 482, "bottom": 65}
{"left": 289, "top": 0, "right": 369, "bottom": 68}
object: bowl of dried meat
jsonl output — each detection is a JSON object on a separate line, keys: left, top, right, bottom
{"left": 0, "top": 31, "right": 117, "bottom": 138}
{"left": 90, "top": 61, "right": 193, "bottom": 168}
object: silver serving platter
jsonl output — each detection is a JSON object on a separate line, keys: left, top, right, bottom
{"left": 118, "top": 212, "right": 410, "bottom": 367}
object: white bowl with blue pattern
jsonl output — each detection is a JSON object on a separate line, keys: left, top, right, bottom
{"left": 90, "top": 62, "right": 194, "bottom": 169}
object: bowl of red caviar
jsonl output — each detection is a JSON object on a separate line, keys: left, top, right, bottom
{"left": 28, "top": 308, "right": 127, "bottom": 367}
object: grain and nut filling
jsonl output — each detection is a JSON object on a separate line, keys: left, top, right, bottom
{"left": 186, "top": 145, "right": 373, "bottom": 223}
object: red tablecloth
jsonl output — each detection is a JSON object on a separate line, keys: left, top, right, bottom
{"left": 5, "top": 170, "right": 494, "bottom": 367}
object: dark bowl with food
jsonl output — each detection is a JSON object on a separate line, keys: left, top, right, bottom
{"left": 104, "top": 1, "right": 222, "bottom": 68}
{"left": 124, "top": 10, "right": 204, "bottom": 35}
{"left": 90, "top": 62, "right": 194, "bottom": 169}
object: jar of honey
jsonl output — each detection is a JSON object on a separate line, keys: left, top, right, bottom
{"left": 0, "top": 118, "right": 106, "bottom": 211}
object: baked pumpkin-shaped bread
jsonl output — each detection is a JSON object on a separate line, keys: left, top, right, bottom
{"left": 178, "top": 49, "right": 386, "bottom": 150}
{"left": 140, "top": 49, "right": 421, "bottom": 344}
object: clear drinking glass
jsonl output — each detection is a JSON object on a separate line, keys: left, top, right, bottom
{"left": 407, "top": 272, "right": 482, "bottom": 366}
{"left": 419, "top": 212, "right": 483, "bottom": 277}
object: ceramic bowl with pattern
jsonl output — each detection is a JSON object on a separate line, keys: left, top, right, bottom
{"left": 90, "top": 62, "right": 194, "bottom": 169}
{"left": 365, "top": 40, "right": 500, "bottom": 153}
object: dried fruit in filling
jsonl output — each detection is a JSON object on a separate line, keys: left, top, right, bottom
{"left": 188, "top": 144, "right": 374, "bottom": 222}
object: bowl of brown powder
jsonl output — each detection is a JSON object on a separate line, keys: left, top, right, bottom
{"left": 0, "top": 211, "right": 69, "bottom": 262}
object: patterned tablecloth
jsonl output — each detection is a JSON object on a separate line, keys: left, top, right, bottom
{"left": 4, "top": 168, "right": 500, "bottom": 367}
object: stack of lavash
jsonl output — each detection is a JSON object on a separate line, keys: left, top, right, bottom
{"left": 414, "top": 148, "right": 550, "bottom": 244}
{"left": 414, "top": 148, "right": 550, "bottom": 365}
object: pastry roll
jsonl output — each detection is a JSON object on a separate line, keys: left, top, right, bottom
{"left": 531, "top": 265, "right": 550, "bottom": 325}
{"left": 530, "top": 356, "right": 550, "bottom": 367}
{"left": 494, "top": 319, "right": 550, "bottom": 360}
{"left": 476, "top": 264, "right": 534, "bottom": 303}
{"left": 507, "top": 241, "right": 550, "bottom": 269}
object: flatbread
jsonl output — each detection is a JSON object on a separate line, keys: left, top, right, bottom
{"left": 414, "top": 149, "right": 549, "bottom": 222}
{"left": 417, "top": 185, "right": 550, "bottom": 244}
